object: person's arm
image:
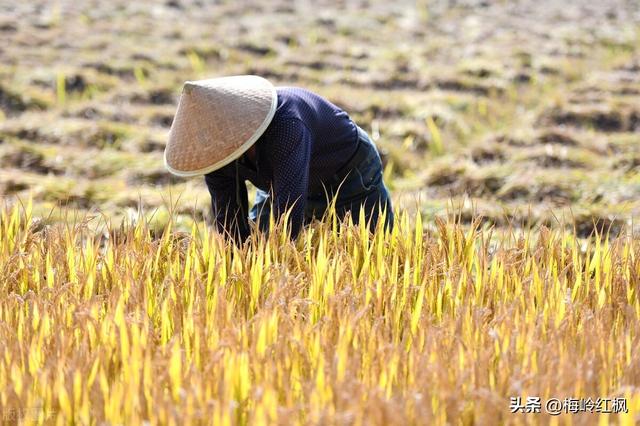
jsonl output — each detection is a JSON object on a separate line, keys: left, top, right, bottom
{"left": 204, "top": 165, "right": 250, "bottom": 243}
{"left": 268, "top": 118, "right": 311, "bottom": 239}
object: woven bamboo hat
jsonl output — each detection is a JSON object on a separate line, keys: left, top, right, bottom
{"left": 164, "top": 75, "right": 277, "bottom": 177}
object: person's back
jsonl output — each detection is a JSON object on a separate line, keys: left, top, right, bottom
{"left": 244, "top": 87, "right": 360, "bottom": 195}
{"left": 273, "top": 87, "right": 359, "bottom": 191}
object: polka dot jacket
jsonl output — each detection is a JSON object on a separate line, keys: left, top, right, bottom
{"left": 204, "top": 87, "right": 359, "bottom": 242}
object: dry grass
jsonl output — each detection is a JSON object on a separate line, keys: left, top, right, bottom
{"left": 1, "top": 201, "right": 639, "bottom": 424}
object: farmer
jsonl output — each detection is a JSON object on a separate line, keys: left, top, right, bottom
{"left": 164, "top": 75, "right": 393, "bottom": 243}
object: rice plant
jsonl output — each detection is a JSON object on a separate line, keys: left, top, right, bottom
{"left": 0, "top": 201, "right": 638, "bottom": 425}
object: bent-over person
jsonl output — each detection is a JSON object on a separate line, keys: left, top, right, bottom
{"left": 164, "top": 75, "right": 393, "bottom": 243}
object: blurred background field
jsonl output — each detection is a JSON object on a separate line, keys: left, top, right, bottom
{"left": 0, "top": 0, "right": 639, "bottom": 233}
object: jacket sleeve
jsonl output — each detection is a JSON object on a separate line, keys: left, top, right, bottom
{"left": 268, "top": 118, "right": 311, "bottom": 239}
{"left": 204, "top": 164, "right": 250, "bottom": 244}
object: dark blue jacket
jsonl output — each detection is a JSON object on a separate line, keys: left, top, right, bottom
{"left": 205, "top": 87, "right": 359, "bottom": 242}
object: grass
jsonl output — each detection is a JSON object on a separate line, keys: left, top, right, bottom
{"left": 1, "top": 201, "right": 639, "bottom": 424}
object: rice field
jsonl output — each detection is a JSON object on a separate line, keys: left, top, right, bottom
{"left": 1, "top": 201, "right": 639, "bottom": 424}
{"left": 2, "top": 0, "right": 640, "bottom": 424}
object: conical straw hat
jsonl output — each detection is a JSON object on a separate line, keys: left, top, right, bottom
{"left": 164, "top": 75, "right": 277, "bottom": 177}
